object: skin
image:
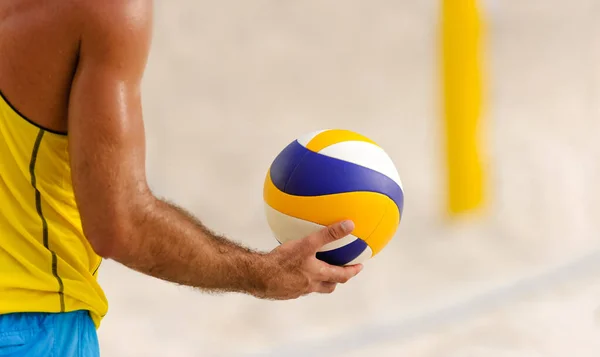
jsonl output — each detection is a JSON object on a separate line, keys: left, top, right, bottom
{"left": 0, "top": 0, "right": 362, "bottom": 300}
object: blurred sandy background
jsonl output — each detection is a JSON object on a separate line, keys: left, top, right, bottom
{"left": 97, "top": 1, "right": 600, "bottom": 356}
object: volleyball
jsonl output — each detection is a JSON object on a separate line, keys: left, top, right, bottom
{"left": 263, "top": 129, "right": 404, "bottom": 266}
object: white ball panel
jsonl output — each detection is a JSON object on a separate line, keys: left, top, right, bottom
{"left": 264, "top": 203, "right": 360, "bottom": 253}
{"left": 318, "top": 141, "right": 403, "bottom": 190}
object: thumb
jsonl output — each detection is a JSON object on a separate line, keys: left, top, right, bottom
{"left": 307, "top": 220, "right": 355, "bottom": 251}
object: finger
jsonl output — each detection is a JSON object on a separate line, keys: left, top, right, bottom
{"left": 319, "top": 262, "right": 363, "bottom": 284}
{"left": 314, "top": 282, "right": 337, "bottom": 294}
{"left": 306, "top": 220, "right": 355, "bottom": 252}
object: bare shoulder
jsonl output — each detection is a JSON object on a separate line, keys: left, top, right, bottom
{"left": 71, "top": 0, "right": 153, "bottom": 73}
{"left": 72, "top": 0, "right": 153, "bottom": 44}
{"left": 73, "top": 0, "right": 152, "bottom": 23}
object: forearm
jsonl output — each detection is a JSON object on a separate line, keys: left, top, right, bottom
{"left": 108, "top": 195, "right": 269, "bottom": 295}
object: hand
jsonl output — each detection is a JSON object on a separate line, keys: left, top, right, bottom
{"left": 258, "top": 220, "right": 364, "bottom": 300}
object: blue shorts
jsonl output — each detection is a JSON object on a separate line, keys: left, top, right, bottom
{"left": 0, "top": 310, "right": 99, "bottom": 357}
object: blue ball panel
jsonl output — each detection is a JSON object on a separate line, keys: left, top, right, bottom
{"left": 289, "top": 142, "right": 403, "bottom": 214}
{"left": 269, "top": 140, "right": 308, "bottom": 193}
{"left": 269, "top": 140, "right": 403, "bottom": 214}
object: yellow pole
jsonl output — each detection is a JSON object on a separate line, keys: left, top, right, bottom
{"left": 441, "top": 0, "right": 487, "bottom": 216}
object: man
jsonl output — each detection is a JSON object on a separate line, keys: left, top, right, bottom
{"left": 0, "top": 1, "right": 363, "bottom": 355}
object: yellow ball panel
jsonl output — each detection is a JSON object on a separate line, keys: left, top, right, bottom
{"left": 305, "top": 129, "right": 379, "bottom": 152}
{"left": 263, "top": 171, "right": 394, "bottom": 242}
{"left": 364, "top": 199, "right": 401, "bottom": 256}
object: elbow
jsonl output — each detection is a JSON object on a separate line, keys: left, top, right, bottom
{"left": 80, "top": 191, "right": 155, "bottom": 261}
{"left": 84, "top": 222, "right": 135, "bottom": 260}
{"left": 87, "top": 233, "right": 123, "bottom": 260}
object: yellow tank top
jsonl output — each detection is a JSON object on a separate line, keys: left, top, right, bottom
{"left": 0, "top": 90, "right": 108, "bottom": 328}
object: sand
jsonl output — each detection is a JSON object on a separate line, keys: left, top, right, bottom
{"left": 97, "top": 1, "right": 600, "bottom": 356}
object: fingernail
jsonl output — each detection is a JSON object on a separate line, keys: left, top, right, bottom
{"left": 341, "top": 220, "right": 355, "bottom": 232}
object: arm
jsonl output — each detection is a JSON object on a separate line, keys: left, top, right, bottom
{"left": 68, "top": 0, "right": 361, "bottom": 298}
{"left": 68, "top": 1, "right": 265, "bottom": 294}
